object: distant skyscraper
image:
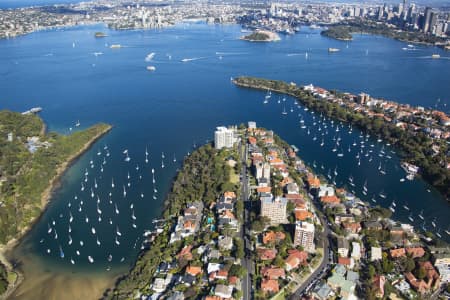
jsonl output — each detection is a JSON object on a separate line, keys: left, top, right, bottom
{"left": 294, "top": 221, "right": 315, "bottom": 252}
{"left": 423, "top": 7, "right": 432, "bottom": 33}
{"left": 429, "top": 11, "right": 438, "bottom": 34}
{"left": 214, "top": 126, "right": 234, "bottom": 150}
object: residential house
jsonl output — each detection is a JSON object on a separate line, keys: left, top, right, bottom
{"left": 214, "top": 284, "right": 233, "bottom": 299}
{"left": 261, "top": 279, "right": 279, "bottom": 294}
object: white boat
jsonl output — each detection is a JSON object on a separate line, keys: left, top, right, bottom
{"left": 70, "top": 258, "right": 75, "bottom": 265}
{"left": 69, "top": 212, "right": 73, "bottom": 223}
{"left": 116, "top": 226, "right": 122, "bottom": 236}
{"left": 48, "top": 224, "right": 53, "bottom": 234}
{"left": 80, "top": 240, "right": 84, "bottom": 246}
{"left": 76, "top": 250, "right": 80, "bottom": 256}
{"left": 54, "top": 230, "right": 58, "bottom": 239}
{"left": 115, "top": 204, "right": 119, "bottom": 214}
{"left": 111, "top": 178, "right": 115, "bottom": 188}
{"left": 91, "top": 189, "right": 94, "bottom": 198}
{"left": 96, "top": 238, "right": 101, "bottom": 246}
{"left": 379, "top": 190, "right": 386, "bottom": 199}
{"left": 408, "top": 214, "right": 414, "bottom": 222}
{"left": 123, "top": 185, "right": 127, "bottom": 197}
{"left": 132, "top": 210, "right": 136, "bottom": 220}
{"left": 145, "top": 52, "right": 155, "bottom": 61}
{"left": 132, "top": 223, "right": 137, "bottom": 228}
{"left": 108, "top": 254, "right": 112, "bottom": 262}
{"left": 115, "top": 237, "right": 120, "bottom": 245}
{"left": 85, "top": 216, "right": 89, "bottom": 223}
{"left": 75, "top": 120, "right": 80, "bottom": 127}
{"left": 403, "top": 203, "right": 410, "bottom": 211}
{"left": 88, "top": 256, "right": 94, "bottom": 263}
{"left": 81, "top": 183, "right": 85, "bottom": 191}
{"left": 282, "top": 106, "right": 288, "bottom": 115}
{"left": 68, "top": 235, "right": 72, "bottom": 245}
{"left": 91, "top": 227, "right": 96, "bottom": 235}
{"left": 431, "top": 218, "right": 436, "bottom": 228}
{"left": 418, "top": 210, "right": 424, "bottom": 220}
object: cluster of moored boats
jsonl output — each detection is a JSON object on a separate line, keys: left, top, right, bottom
{"left": 41, "top": 143, "right": 178, "bottom": 269}
{"left": 263, "top": 91, "right": 449, "bottom": 239}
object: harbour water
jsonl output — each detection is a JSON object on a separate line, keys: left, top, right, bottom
{"left": 0, "top": 22, "right": 449, "bottom": 299}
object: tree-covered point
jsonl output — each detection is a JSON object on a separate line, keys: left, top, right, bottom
{"left": 233, "top": 77, "right": 450, "bottom": 199}
{"left": 0, "top": 110, "right": 111, "bottom": 244}
{"left": 105, "top": 143, "right": 241, "bottom": 299}
{"left": 321, "top": 26, "right": 353, "bottom": 41}
{"left": 322, "top": 20, "right": 447, "bottom": 45}
{"left": 242, "top": 32, "right": 271, "bottom": 41}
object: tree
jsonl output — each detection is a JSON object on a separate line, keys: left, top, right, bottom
{"left": 368, "top": 265, "right": 376, "bottom": 279}
{"left": 234, "top": 238, "right": 245, "bottom": 259}
{"left": 405, "top": 257, "right": 416, "bottom": 273}
{"left": 415, "top": 266, "right": 427, "bottom": 280}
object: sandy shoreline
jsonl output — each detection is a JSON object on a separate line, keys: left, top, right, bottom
{"left": 0, "top": 124, "right": 112, "bottom": 299}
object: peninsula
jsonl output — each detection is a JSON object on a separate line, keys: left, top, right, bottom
{"left": 0, "top": 110, "right": 111, "bottom": 296}
{"left": 321, "top": 20, "right": 447, "bottom": 45}
{"left": 232, "top": 77, "right": 450, "bottom": 200}
{"left": 241, "top": 30, "right": 280, "bottom": 42}
{"left": 105, "top": 123, "right": 449, "bottom": 300}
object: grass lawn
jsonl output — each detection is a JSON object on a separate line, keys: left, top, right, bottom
{"left": 230, "top": 169, "right": 239, "bottom": 184}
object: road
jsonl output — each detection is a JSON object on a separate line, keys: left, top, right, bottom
{"left": 239, "top": 141, "right": 252, "bottom": 300}
{"left": 289, "top": 199, "right": 332, "bottom": 299}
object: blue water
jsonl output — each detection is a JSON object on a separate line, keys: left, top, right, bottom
{"left": 0, "top": 0, "right": 82, "bottom": 9}
{"left": 0, "top": 22, "right": 449, "bottom": 292}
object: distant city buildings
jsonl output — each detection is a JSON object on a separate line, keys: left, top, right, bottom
{"left": 214, "top": 126, "right": 235, "bottom": 150}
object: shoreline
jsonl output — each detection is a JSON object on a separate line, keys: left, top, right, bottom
{"left": 0, "top": 124, "right": 112, "bottom": 299}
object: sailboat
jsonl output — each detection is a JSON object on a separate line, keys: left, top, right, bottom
{"left": 111, "top": 178, "right": 115, "bottom": 188}
{"left": 115, "top": 204, "right": 119, "bottom": 215}
{"left": 418, "top": 210, "right": 424, "bottom": 220}
{"left": 116, "top": 226, "right": 122, "bottom": 236}
{"left": 379, "top": 190, "right": 386, "bottom": 199}
{"left": 132, "top": 210, "right": 136, "bottom": 220}
{"left": 96, "top": 237, "right": 101, "bottom": 246}
{"left": 436, "top": 229, "right": 442, "bottom": 238}
{"left": 68, "top": 225, "right": 72, "bottom": 233}
{"left": 68, "top": 235, "right": 73, "bottom": 245}
{"left": 81, "top": 182, "right": 85, "bottom": 191}
{"left": 69, "top": 212, "right": 73, "bottom": 223}
{"left": 371, "top": 195, "right": 376, "bottom": 203}
{"left": 282, "top": 106, "right": 288, "bottom": 115}
{"left": 123, "top": 185, "right": 127, "bottom": 197}
{"left": 48, "top": 223, "right": 53, "bottom": 234}
{"left": 54, "top": 230, "right": 58, "bottom": 240}
{"left": 88, "top": 256, "right": 94, "bottom": 263}
{"left": 115, "top": 237, "right": 120, "bottom": 245}
{"left": 408, "top": 213, "right": 414, "bottom": 222}
{"left": 59, "top": 245, "right": 64, "bottom": 258}
{"left": 403, "top": 202, "right": 410, "bottom": 211}
{"left": 431, "top": 218, "right": 436, "bottom": 228}
{"left": 362, "top": 180, "right": 368, "bottom": 195}
{"left": 173, "top": 154, "right": 176, "bottom": 163}
{"left": 124, "top": 152, "right": 131, "bottom": 162}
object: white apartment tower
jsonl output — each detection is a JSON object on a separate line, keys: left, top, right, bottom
{"left": 214, "top": 126, "right": 234, "bottom": 150}
{"left": 294, "top": 221, "right": 315, "bottom": 253}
